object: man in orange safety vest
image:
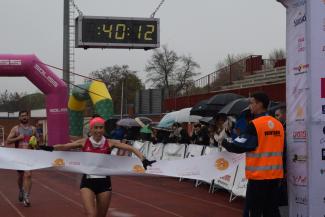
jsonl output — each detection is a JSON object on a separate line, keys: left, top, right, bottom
{"left": 222, "top": 92, "right": 285, "bottom": 217}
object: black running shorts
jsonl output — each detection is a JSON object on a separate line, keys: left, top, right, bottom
{"left": 80, "top": 175, "right": 112, "bottom": 195}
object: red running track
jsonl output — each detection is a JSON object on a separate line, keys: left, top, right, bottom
{"left": 0, "top": 170, "right": 244, "bottom": 217}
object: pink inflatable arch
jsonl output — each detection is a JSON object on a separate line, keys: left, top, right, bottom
{"left": 0, "top": 54, "right": 69, "bottom": 145}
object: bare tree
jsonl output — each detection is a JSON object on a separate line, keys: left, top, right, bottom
{"left": 145, "top": 45, "right": 179, "bottom": 97}
{"left": 89, "top": 65, "right": 133, "bottom": 88}
{"left": 268, "top": 48, "right": 286, "bottom": 60}
{"left": 174, "top": 55, "right": 200, "bottom": 96}
{"left": 214, "top": 53, "right": 251, "bottom": 85}
{"left": 0, "top": 90, "right": 27, "bottom": 112}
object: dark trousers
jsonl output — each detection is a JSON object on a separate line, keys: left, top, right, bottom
{"left": 243, "top": 179, "right": 281, "bottom": 217}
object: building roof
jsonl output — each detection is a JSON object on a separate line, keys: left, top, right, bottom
{"left": 0, "top": 109, "right": 46, "bottom": 118}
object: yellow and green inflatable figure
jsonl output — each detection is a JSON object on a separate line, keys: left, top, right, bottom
{"left": 28, "top": 136, "right": 38, "bottom": 149}
{"left": 68, "top": 80, "right": 113, "bottom": 136}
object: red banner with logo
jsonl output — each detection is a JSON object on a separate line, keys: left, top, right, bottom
{"left": 321, "top": 78, "right": 325, "bottom": 98}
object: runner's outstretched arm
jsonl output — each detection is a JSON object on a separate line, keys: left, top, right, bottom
{"left": 39, "top": 138, "right": 85, "bottom": 151}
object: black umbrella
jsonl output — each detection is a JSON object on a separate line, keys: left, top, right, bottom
{"left": 190, "top": 100, "right": 219, "bottom": 116}
{"left": 199, "top": 116, "right": 214, "bottom": 125}
{"left": 218, "top": 98, "right": 249, "bottom": 116}
{"left": 207, "top": 93, "right": 244, "bottom": 109}
{"left": 267, "top": 102, "right": 286, "bottom": 115}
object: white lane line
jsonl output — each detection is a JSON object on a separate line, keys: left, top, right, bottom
{"left": 34, "top": 176, "right": 123, "bottom": 215}
{"left": 45, "top": 172, "right": 241, "bottom": 213}
{"left": 113, "top": 191, "right": 185, "bottom": 217}
{"left": 33, "top": 178, "right": 83, "bottom": 208}
{"left": 115, "top": 177, "right": 242, "bottom": 213}
{"left": 0, "top": 190, "right": 26, "bottom": 217}
{"left": 49, "top": 172, "right": 182, "bottom": 216}
{"left": 109, "top": 208, "right": 135, "bottom": 217}
{"left": 52, "top": 171, "right": 80, "bottom": 180}
{"left": 36, "top": 171, "right": 81, "bottom": 197}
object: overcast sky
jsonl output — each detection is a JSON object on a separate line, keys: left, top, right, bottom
{"left": 0, "top": 0, "right": 286, "bottom": 94}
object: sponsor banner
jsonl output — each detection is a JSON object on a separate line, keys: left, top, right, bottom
{"left": 155, "top": 150, "right": 244, "bottom": 181}
{"left": 147, "top": 143, "right": 164, "bottom": 161}
{"left": 213, "top": 149, "right": 238, "bottom": 191}
{"left": 287, "top": 125, "right": 307, "bottom": 144}
{"left": 132, "top": 141, "right": 149, "bottom": 158}
{"left": 161, "top": 143, "right": 186, "bottom": 160}
{"left": 309, "top": 0, "right": 325, "bottom": 121}
{"left": 307, "top": 123, "right": 325, "bottom": 216}
{"left": 282, "top": 0, "right": 325, "bottom": 216}
{"left": 198, "top": 146, "right": 221, "bottom": 183}
{"left": 288, "top": 187, "right": 308, "bottom": 217}
{"left": 185, "top": 144, "right": 204, "bottom": 158}
{"left": 231, "top": 159, "right": 247, "bottom": 197}
{"left": 321, "top": 78, "right": 325, "bottom": 98}
{"left": 307, "top": 0, "right": 325, "bottom": 216}
{"left": 214, "top": 171, "right": 236, "bottom": 191}
{"left": 0, "top": 147, "right": 244, "bottom": 181}
{"left": 285, "top": 1, "right": 308, "bottom": 216}
{"left": 203, "top": 146, "right": 219, "bottom": 155}
{"left": 286, "top": 3, "right": 308, "bottom": 95}
{"left": 110, "top": 148, "right": 131, "bottom": 156}
{"left": 287, "top": 90, "right": 307, "bottom": 124}
{"left": 0, "top": 59, "right": 22, "bottom": 65}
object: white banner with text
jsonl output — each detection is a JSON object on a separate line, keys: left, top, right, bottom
{"left": 0, "top": 147, "right": 244, "bottom": 182}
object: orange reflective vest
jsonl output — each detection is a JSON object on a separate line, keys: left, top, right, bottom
{"left": 246, "top": 116, "right": 284, "bottom": 180}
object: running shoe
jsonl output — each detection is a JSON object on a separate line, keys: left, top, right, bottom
{"left": 23, "top": 193, "right": 31, "bottom": 207}
{"left": 18, "top": 189, "right": 24, "bottom": 202}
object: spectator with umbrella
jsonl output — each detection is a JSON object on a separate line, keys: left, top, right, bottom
{"left": 151, "top": 127, "right": 171, "bottom": 144}
{"left": 116, "top": 117, "right": 152, "bottom": 141}
{"left": 218, "top": 98, "right": 249, "bottom": 117}
{"left": 212, "top": 114, "right": 235, "bottom": 150}
{"left": 110, "top": 125, "right": 126, "bottom": 140}
{"left": 116, "top": 117, "right": 149, "bottom": 128}
{"left": 218, "top": 98, "right": 252, "bottom": 137}
{"left": 208, "top": 125, "right": 217, "bottom": 146}
{"left": 274, "top": 107, "right": 286, "bottom": 129}
{"left": 207, "top": 93, "right": 243, "bottom": 110}
{"left": 274, "top": 106, "right": 288, "bottom": 208}
{"left": 169, "top": 122, "right": 190, "bottom": 144}
{"left": 191, "top": 123, "right": 209, "bottom": 145}
{"left": 135, "top": 117, "right": 152, "bottom": 141}
{"left": 190, "top": 93, "right": 243, "bottom": 117}
{"left": 234, "top": 109, "right": 253, "bottom": 136}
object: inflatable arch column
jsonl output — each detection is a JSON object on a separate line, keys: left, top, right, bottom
{"left": 68, "top": 80, "right": 113, "bottom": 136}
{"left": 277, "top": 1, "right": 325, "bottom": 216}
{"left": 0, "top": 54, "right": 69, "bottom": 145}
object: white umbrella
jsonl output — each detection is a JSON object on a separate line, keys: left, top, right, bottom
{"left": 116, "top": 118, "right": 140, "bottom": 127}
{"left": 157, "top": 111, "right": 178, "bottom": 128}
{"left": 158, "top": 108, "right": 202, "bottom": 128}
{"left": 175, "top": 108, "right": 202, "bottom": 123}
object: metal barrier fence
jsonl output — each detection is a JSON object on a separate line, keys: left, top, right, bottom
{"left": 192, "top": 56, "right": 279, "bottom": 93}
{"left": 112, "top": 140, "right": 247, "bottom": 202}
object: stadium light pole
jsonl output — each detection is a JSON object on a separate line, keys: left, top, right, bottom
{"left": 63, "top": 0, "right": 70, "bottom": 93}
{"left": 120, "top": 80, "right": 124, "bottom": 119}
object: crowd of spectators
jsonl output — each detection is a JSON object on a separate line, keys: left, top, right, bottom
{"left": 102, "top": 102, "right": 288, "bottom": 216}
{"left": 103, "top": 105, "right": 286, "bottom": 149}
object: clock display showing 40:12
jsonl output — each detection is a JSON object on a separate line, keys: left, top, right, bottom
{"left": 98, "top": 23, "right": 156, "bottom": 41}
{"left": 77, "top": 16, "right": 159, "bottom": 49}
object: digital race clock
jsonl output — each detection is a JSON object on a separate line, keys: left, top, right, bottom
{"left": 75, "top": 16, "right": 160, "bottom": 49}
